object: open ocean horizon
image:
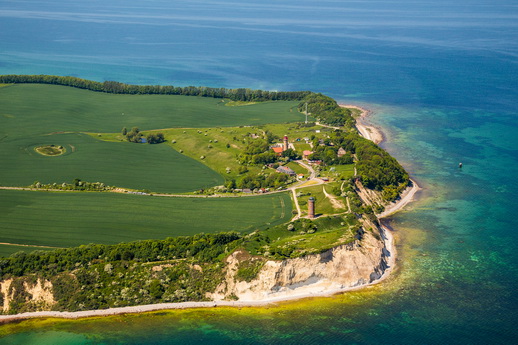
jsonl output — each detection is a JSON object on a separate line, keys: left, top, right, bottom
{"left": 1, "top": 0, "right": 517, "bottom": 344}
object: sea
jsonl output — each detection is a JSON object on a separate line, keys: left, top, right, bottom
{"left": 0, "top": 0, "right": 517, "bottom": 344}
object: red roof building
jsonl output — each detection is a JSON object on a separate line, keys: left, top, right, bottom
{"left": 272, "top": 146, "right": 284, "bottom": 155}
{"left": 303, "top": 150, "right": 313, "bottom": 159}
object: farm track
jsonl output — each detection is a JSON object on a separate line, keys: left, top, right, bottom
{"left": 0, "top": 242, "right": 60, "bottom": 249}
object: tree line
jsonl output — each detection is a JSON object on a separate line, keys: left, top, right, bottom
{"left": 0, "top": 74, "right": 311, "bottom": 102}
{"left": 0, "top": 232, "right": 244, "bottom": 313}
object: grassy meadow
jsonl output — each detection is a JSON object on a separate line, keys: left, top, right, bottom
{"left": 298, "top": 183, "right": 348, "bottom": 216}
{"left": 0, "top": 190, "right": 292, "bottom": 253}
{"left": 322, "top": 164, "right": 355, "bottom": 180}
{"left": 244, "top": 214, "right": 360, "bottom": 258}
{"left": 146, "top": 122, "right": 323, "bottom": 180}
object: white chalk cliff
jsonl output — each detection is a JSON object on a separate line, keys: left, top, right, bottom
{"left": 211, "top": 225, "right": 392, "bottom": 302}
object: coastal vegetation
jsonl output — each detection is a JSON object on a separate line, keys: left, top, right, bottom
{"left": 299, "top": 93, "right": 355, "bottom": 127}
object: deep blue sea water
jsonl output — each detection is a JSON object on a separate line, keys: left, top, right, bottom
{"left": 1, "top": 0, "right": 517, "bottom": 344}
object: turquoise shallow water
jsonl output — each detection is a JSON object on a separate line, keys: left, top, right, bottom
{"left": 0, "top": 0, "right": 517, "bottom": 343}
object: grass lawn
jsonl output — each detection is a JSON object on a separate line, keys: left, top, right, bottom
{"left": 297, "top": 183, "right": 347, "bottom": 216}
{"left": 159, "top": 126, "right": 265, "bottom": 180}
{"left": 268, "top": 228, "right": 355, "bottom": 256}
{"left": 286, "top": 162, "right": 308, "bottom": 176}
{"left": 243, "top": 214, "right": 359, "bottom": 257}
{"left": 293, "top": 142, "right": 312, "bottom": 152}
{"left": 257, "top": 122, "right": 319, "bottom": 142}
{"left": 322, "top": 164, "right": 355, "bottom": 180}
{"left": 0, "top": 190, "right": 292, "bottom": 250}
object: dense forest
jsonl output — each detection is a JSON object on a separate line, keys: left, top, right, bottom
{"left": 298, "top": 93, "right": 355, "bottom": 127}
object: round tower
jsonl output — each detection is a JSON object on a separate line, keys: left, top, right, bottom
{"left": 283, "top": 135, "right": 289, "bottom": 151}
{"left": 308, "top": 197, "right": 315, "bottom": 219}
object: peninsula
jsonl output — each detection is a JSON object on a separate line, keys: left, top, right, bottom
{"left": 0, "top": 76, "right": 417, "bottom": 322}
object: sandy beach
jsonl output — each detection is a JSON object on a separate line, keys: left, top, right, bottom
{"left": 378, "top": 179, "right": 420, "bottom": 219}
{"left": 0, "top": 105, "right": 411, "bottom": 323}
{"left": 340, "top": 104, "right": 384, "bottom": 144}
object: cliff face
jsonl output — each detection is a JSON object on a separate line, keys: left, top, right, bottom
{"left": 0, "top": 278, "right": 55, "bottom": 313}
{"left": 211, "top": 227, "right": 391, "bottom": 301}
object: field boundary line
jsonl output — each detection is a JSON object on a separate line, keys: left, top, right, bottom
{"left": 0, "top": 242, "right": 61, "bottom": 249}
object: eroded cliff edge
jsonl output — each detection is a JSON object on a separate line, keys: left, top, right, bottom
{"left": 211, "top": 221, "right": 392, "bottom": 302}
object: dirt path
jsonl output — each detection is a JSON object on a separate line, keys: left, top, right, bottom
{"left": 322, "top": 186, "right": 345, "bottom": 210}
{"left": 315, "top": 122, "right": 340, "bottom": 130}
{"left": 291, "top": 189, "right": 302, "bottom": 219}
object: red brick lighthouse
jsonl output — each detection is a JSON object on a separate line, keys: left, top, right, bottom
{"left": 308, "top": 197, "right": 315, "bottom": 219}
{"left": 283, "top": 135, "right": 289, "bottom": 151}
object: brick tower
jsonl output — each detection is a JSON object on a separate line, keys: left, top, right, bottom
{"left": 308, "top": 197, "right": 315, "bottom": 219}
{"left": 283, "top": 135, "right": 289, "bottom": 151}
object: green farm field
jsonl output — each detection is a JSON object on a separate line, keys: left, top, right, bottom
{"left": 0, "top": 190, "right": 292, "bottom": 254}
{"left": 0, "top": 84, "right": 302, "bottom": 192}
{"left": 0, "top": 84, "right": 302, "bottom": 134}
{"left": 0, "top": 133, "right": 222, "bottom": 193}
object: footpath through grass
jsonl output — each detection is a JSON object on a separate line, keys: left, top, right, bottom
{"left": 0, "top": 190, "right": 292, "bottom": 251}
